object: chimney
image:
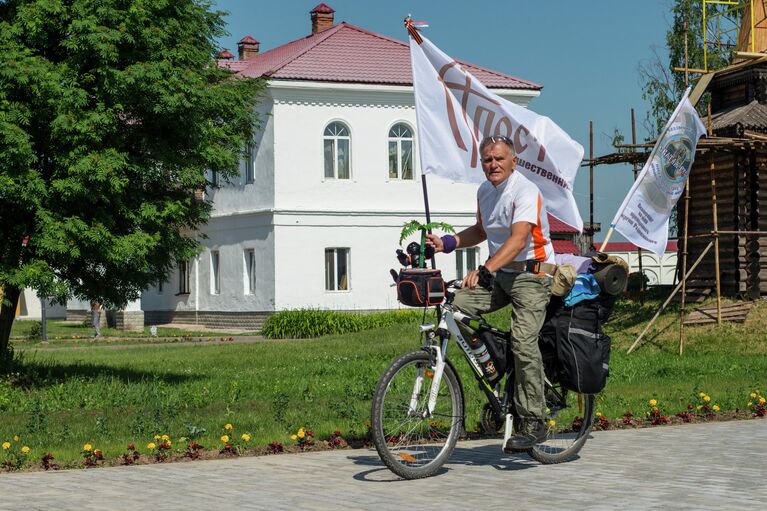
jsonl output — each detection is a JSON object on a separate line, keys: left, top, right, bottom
{"left": 237, "top": 35, "right": 260, "bottom": 60}
{"left": 217, "top": 49, "right": 234, "bottom": 60}
{"left": 310, "top": 3, "right": 335, "bottom": 34}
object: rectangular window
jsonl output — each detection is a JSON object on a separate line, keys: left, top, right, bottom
{"left": 211, "top": 170, "right": 220, "bottom": 188}
{"left": 337, "top": 139, "right": 350, "bottom": 179}
{"left": 210, "top": 251, "right": 220, "bottom": 295}
{"left": 244, "top": 249, "right": 256, "bottom": 295}
{"left": 324, "top": 248, "right": 350, "bottom": 291}
{"left": 455, "top": 248, "right": 479, "bottom": 280}
{"left": 178, "top": 261, "right": 190, "bottom": 295}
{"left": 388, "top": 141, "right": 398, "bottom": 179}
{"left": 401, "top": 140, "right": 413, "bottom": 180}
{"left": 245, "top": 142, "right": 256, "bottom": 184}
{"left": 324, "top": 140, "right": 335, "bottom": 178}
{"left": 158, "top": 278, "right": 163, "bottom": 294}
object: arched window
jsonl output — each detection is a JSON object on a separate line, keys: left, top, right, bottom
{"left": 388, "top": 123, "right": 414, "bottom": 180}
{"left": 323, "top": 121, "right": 351, "bottom": 179}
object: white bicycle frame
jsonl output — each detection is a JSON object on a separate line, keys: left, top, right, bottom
{"left": 407, "top": 302, "right": 516, "bottom": 450}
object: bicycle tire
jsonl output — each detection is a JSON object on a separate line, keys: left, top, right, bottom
{"left": 370, "top": 350, "right": 464, "bottom": 479}
{"left": 529, "top": 389, "right": 595, "bottom": 464}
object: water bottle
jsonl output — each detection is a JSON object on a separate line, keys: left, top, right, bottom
{"left": 469, "top": 334, "right": 500, "bottom": 384}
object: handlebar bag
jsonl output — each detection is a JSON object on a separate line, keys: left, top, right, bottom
{"left": 397, "top": 268, "right": 445, "bottom": 307}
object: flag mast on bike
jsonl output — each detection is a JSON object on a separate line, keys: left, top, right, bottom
{"left": 405, "top": 18, "right": 585, "bottom": 234}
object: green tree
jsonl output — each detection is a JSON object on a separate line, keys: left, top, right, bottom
{"left": 639, "top": 0, "right": 739, "bottom": 136}
{"left": 0, "top": 0, "right": 263, "bottom": 362}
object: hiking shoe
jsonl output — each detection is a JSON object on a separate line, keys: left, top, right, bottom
{"left": 504, "top": 420, "right": 548, "bottom": 452}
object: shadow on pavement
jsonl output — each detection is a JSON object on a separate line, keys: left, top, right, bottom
{"left": 347, "top": 441, "right": 544, "bottom": 482}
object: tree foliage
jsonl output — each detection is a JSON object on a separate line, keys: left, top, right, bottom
{"left": 0, "top": 0, "right": 263, "bottom": 356}
{"left": 639, "top": 0, "right": 739, "bottom": 136}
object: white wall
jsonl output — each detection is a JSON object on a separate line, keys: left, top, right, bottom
{"left": 606, "top": 249, "right": 678, "bottom": 286}
{"left": 144, "top": 81, "right": 538, "bottom": 313}
{"left": 15, "top": 289, "right": 66, "bottom": 320}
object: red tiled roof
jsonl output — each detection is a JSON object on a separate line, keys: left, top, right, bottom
{"left": 239, "top": 35, "right": 259, "bottom": 44}
{"left": 548, "top": 214, "right": 578, "bottom": 234}
{"left": 218, "top": 23, "right": 541, "bottom": 89}
{"left": 218, "top": 49, "right": 234, "bottom": 59}
{"left": 311, "top": 3, "right": 335, "bottom": 13}
{"left": 601, "top": 241, "right": 678, "bottom": 252}
{"left": 552, "top": 240, "right": 580, "bottom": 254}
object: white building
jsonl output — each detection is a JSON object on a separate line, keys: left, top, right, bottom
{"left": 135, "top": 5, "right": 549, "bottom": 328}
{"left": 602, "top": 241, "right": 679, "bottom": 286}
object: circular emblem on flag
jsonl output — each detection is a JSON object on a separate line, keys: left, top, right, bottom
{"left": 652, "top": 133, "right": 694, "bottom": 199}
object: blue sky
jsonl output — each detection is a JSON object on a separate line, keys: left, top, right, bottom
{"left": 214, "top": 0, "right": 676, "bottom": 241}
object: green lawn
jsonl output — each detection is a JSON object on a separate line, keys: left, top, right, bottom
{"left": 1, "top": 297, "right": 765, "bottom": 470}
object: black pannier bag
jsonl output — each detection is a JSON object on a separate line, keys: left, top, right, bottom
{"left": 396, "top": 268, "right": 445, "bottom": 307}
{"left": 539, "top": 295, "right": 617, "bottom": 394}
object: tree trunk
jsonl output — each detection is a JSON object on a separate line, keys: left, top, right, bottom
{"left": 0, "top": 286, "right": 20, "bottom": 370}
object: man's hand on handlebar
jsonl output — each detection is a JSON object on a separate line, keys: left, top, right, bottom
{"left": 424, "top": 233, "right": 443, "bottom": 253}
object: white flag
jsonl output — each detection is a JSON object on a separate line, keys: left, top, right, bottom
{"left": 612, "top": 89, "right": 706, "bottom": 256}
{"left": 409, "top": 33, "right": 584, "bottom": 231}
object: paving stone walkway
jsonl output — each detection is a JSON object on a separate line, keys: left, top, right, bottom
{"left": 1, "top": 419, "right": 764, "bottom": 510}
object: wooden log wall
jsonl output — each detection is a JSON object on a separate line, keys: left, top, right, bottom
{"left": 680, "top": 148, "right": 767, "bottom": 298}
{"left": 681, "top": 151, "right": 742, "bottom": 296}
{"left": 755, "top": 151, "right": 767, "bottom": 295}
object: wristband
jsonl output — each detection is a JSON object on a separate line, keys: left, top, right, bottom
{"left": 441, "top": 235, "right": 457, "bottom": 254}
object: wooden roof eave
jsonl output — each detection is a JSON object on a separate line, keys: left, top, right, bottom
{"left": 585, "top": 135, "right": 767, "bottom": 167}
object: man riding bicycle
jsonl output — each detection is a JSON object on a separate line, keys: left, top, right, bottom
{"left": 426, "top": 134, "right": 555, "bottom": 452}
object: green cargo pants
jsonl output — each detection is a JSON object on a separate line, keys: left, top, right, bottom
{"left": 453, "top": 270, "right": 552, "bottom": 420}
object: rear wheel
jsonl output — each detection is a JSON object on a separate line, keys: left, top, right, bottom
{"left": 529, "top": 385, "right": 594, "bottom": 464}
{"left": 371, "top": 350, "right": 464, "bottom": 479}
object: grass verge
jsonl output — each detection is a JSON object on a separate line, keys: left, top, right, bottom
{"left": 1, "top": 296, "right": 765, "bottom": 471}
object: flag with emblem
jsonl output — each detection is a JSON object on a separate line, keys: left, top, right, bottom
{"left": 407, "top": 27, "right": 584, "bottom": 231}
{"left": 610, "top": 88, "right": 706, "bottom": 256}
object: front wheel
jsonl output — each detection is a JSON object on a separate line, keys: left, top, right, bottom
{"left": 529, "top": 387, "right": 595, "bottom": 464}
{"left": 370, "top": 350, "right": 464, "bottom": 479}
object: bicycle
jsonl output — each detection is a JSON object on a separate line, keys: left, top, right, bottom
{"left": 370, "top": 279, "right": 595, "bottom": 480}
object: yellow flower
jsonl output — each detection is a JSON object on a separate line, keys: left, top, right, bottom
{"left": 147, "top": 442, "right": 156, "bottom": 450}
{"left": 161, "top": 434, "right": 170, "bottom": 441}
{"left": 548, "top": 419, "right": 557, "bottom": 427}
{"left": 2, "top": 442, "right": 9, "bottom": 450}
{"left": 165, "top": 440, "right": 172, "bottom": 446}
{"left": 290, "top": 434, "right": 298, "bottom": 441}
{"left": 649, "top": 399, "right": 657, "bottom": 407}
{"left": 224, "top": 423, "right": 233, "bottom": 431}
{"left": 698, "top": 392, "right": 706, "bottom": 398}
{"left": 748, "top": 401, "right": 753, "bottom": 407}
{"left": 220, "top": 435, "right": 229, "bottom": 443}
{"left": 83, "top": 443, "right": 93, "bottom": 452}
{"left": 703, "top": 395, "right": 711, "bottom": 402}
{"left": 595, "top": 411, "right": 602, "bottom": 417}
{"left": 21, "top": 446, "right": 29, "bottom": 454}
{"left": 13, "top": 435, "right": 19, "bottom": 442}
{"left": 751, "top": 393, "right": 758, "bottom": 399}
{"left": 696, "top": 405, "right": 703, "bottom": 411}
{"left": 712, "top": 405, "right": 720, "bottom": 412}
{"left": 297, "top": 428, "right": 305, "bottom": 439}
{"left": 241, "top": 434, "right": 251, "bottom": 442}
{"left": 760, "top": 397, "right": 766, "bottom": 404}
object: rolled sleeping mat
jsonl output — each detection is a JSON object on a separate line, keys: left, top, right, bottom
{"left": 593, "top": 263, "right": 627, "bottom": 295}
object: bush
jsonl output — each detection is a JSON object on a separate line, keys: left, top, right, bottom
{"left": 25, "top": 321, "right": 44, "bottom": 342}
{"left": 261, "top": 309, "right": 430, "bottom": 339}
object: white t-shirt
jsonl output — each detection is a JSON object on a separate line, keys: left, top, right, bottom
{"left": 477, "top": 170, "right": 555, "bottom": 267}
